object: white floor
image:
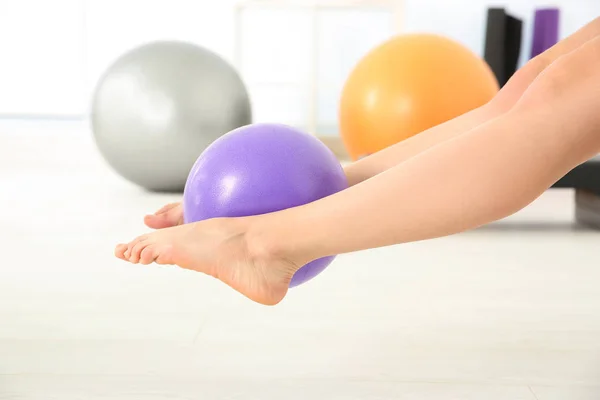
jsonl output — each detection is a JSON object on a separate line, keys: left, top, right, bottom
{"left": 2, "top": 120, "right": 600, "bottom": 399}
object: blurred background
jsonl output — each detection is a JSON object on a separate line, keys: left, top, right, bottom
{"left": 2, "top": 1, "right": 600, "bottom": 399}
{"left": 1, "top": 0, "right": 597, "bottom": 129}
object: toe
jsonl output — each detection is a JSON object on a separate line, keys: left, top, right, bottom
{"left": 154, "top": 202, "right": 180, "bottom": 215}
{"left": 129, "top": 238, "right": 151, "bottom": 264}
{"left": 114, "top": 244, "right": 128, "bottom": 260}
{"left": 165, "top": 208, "right": 184, "bottom": 226}
{"left": 155, "top": 244, "right": 175, "bottom": 265}
{"left": 154, "top": 203, "right": 181, "bottom": 215}
{"left": 124, "top": 235, "right": 148, "bottom": 259}
{"left": 139, "top": 245, "right": 157, "bottom": 265}
{"left": 144, "top": 214, "right": 170, "bottom": 229}
{"left": 145, "top": 203, "right": 182, "bottom": 228}
{"left": 144, "top": 209, "right": 183, "bottom": 229}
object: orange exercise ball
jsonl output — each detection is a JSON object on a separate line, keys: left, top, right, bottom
{"left": 339, "top": 33, "right": 499, "bottom": 160}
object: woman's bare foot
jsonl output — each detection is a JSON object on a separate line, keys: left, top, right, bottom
{"left": 144, "top": 202, "right": 184, "bottom": 229}
{"left": 115, "top": 218, "right": 300, "bottom": 305}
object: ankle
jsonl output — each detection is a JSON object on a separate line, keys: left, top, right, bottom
{"left": 243, "top": 213, "right": 311, "bottom": 273}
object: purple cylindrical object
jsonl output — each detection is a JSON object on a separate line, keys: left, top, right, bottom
{"left": 183, "top": 123, "right": 348, "bottom": 287}
{"left": 530, "top": 8, "right": 560, "bottom": 59}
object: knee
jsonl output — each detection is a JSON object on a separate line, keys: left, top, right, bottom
{"left": 487, "top": 53, "right": 552, "bottom": 113}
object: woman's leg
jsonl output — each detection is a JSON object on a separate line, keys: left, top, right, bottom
{"left": 117, "top": 35, "right": 600, "bottom": 306}
{"left": 343, "top": 16, "right": 600, "bottom": 185}
{"left": 143, "top": 17, "right": 600, "bottom": 229}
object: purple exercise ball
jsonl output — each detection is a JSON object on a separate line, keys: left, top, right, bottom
{"left": 182, "top": 123, "right": 348, "bottom": 287}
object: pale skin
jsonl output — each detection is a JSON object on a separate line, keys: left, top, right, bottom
{"left": 117, "top": 19, "right": 600, "bottom": 306}
{"left": 144, "top": 16, "right": 600, "bottom": 226}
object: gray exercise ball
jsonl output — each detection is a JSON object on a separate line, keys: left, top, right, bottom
{"left": 90, "top": 40, "right": 252, "bottom": 192}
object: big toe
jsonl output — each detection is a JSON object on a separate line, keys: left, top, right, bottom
{"left": 144, "top": 214, "right": 171, "bottom": 229}
{"left": 144, "top": 211, "right": 182, "bottom": 229}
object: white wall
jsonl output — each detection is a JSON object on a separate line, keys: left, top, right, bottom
{"left": 0, "top": 0, "right": 85, "bottom": 116}
{"left": 84, "top": 0, "right": 239, "bottom": 104}
{"left": 237, "top": 5, "right": 395, "bottom": 133}
{"left": 0, "top": 0, "right": 240, "bottom": 117}
{"left": 0, "top": 0, "right": 597, "bottom": 119}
